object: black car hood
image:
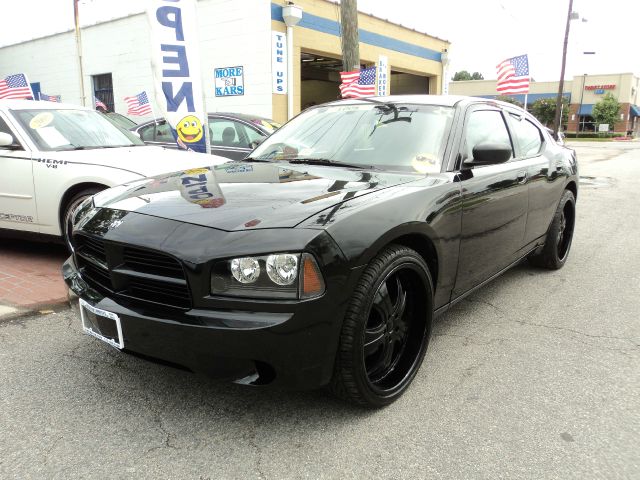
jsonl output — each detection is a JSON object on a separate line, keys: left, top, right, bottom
{"left": 92, "top": 162, "right": 420, "bottom": 231}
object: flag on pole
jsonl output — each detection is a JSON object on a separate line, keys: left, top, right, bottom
{"left": 39, "top": 93, "right": 61, "bottom": 102}
{"left": 123, "top": 91, "right": 153, "bottom": 116}
{"left": 0, "top": 73, "right": 33, "bottom": 100}
{"left": 93, "top": 96, "right": 108, "bottom": 111}
{"left": 496, "top": 55, "right": 530, "bottom": 94}
{"left": 339, "top": 66, "right": 377, "bottom": 98}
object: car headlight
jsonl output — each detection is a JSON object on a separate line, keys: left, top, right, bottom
{"left": 211, "top": 252, "right": 325, "bottom": 300}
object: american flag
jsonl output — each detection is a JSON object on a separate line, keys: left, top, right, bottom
{"left": 39, "top": 92, "right": 61, "bottom": 102}
{"left": 339, "top": 66, "right": 377, "bottom": 98}
{"left": 0, "top": 73, "right": 33, "bottom": 100}
{"left": 496, "top": 55, "right": 530, "bottom": 94}
{"left": 123, "top": 91, "right": 152, "bottom": 116}
{"left": 94, "top": 96, "right": 108, "bottom": 111}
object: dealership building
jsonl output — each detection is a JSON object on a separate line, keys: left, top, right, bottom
{"left": 449, "top": 72, "right": 640, "bottom": 134}
{"left": 0, "top": 0, "right": 449, "bottom": 124}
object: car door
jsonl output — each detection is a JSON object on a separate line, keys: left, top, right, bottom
{"left": 452, "top": 106, "right": 529, "bottom": 298}
{"left": 506, "top": 112, "right": 566, "bottom": 245}
{"left": 208, "top": 117, "right": 255, "bottom": 160}
{"left": 0, "top": 112, "right": 38, "bottom": 232}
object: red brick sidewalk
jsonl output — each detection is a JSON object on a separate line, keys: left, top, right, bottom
{"left": 0, "top": 239, "right": 69, "bottom": 309}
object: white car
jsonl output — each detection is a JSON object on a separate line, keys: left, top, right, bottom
{"left": 0, "top": 100, "right": 226, "bottom": 247}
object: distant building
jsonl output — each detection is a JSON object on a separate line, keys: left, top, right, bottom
{"left": 449, "top": 72, "right": 640, "bottom": 134}
{"left": 0, "top": 0, "right": 449, "bottom": 124}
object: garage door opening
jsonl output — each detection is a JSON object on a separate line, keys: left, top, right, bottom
{"left": 390, "top": 70, "right": 430, "bottom": 95}
{"left": 301, "top": 52, "right": 343, "bottom": 109}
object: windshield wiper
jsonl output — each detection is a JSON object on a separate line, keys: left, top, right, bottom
{"left": 286, "top": 158, "right": 375, "bottom": 170}
{"left": 241, "top": 157, "right": 272, "bottom": 163}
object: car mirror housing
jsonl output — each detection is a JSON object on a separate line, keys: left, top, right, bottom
{"left": 464, "top": 143, "right": 512, "bottom": 168}
{"left": 0, "top": 132, "right": 14, "bottom": 147}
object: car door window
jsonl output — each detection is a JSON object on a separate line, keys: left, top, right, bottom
{"left": 509, "top": 114, "right": 543, "bottom": 157}
{"left": 243, "top": 125, "right": 265, "bottom": 146}
{"left": 138, "top": 124, "right": 156, "bottom": 141}
{"left": 209, "top": 119, "right": 252, "bottom": 148}
{"left": 155, "top": 122, "right": 175, "bottom": 142}
{"left": 463, "top": 110, "right": 513, "bottom": 162}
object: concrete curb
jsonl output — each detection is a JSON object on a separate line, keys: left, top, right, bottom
{"left": 0, "top": 298, "right": 71, "bottom": 323}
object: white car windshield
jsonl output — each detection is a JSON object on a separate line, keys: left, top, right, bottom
{"left": 250, "top": 102, "right": 454, "bottom": 173}
{"left": 12, "top": 108, "right": 145, "bottom": 151}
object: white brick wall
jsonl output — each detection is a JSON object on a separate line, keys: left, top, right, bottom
{"left": 0, "top": 0, "right": 273, "bottom": 120}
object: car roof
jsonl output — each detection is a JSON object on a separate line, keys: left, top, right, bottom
{"left": 0, "top": 99, "right": 93, "bottom": 111}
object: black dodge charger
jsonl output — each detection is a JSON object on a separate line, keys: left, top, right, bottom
{"left": 63, "top": 95, "right": 578, "bottom": 407}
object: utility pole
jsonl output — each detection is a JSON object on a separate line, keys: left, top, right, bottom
{"left": 73, "top": 0, "right": 86, "bottom": 106}
{"left": 340, "top": 0, "right": 360, "bottom": 72}
{"left": 553, "top": 0, "right": 574, "bottom": 138}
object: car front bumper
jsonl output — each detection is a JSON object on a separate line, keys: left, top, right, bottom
{"left": 63, "top": 255, "right": 358, "bottom": 389}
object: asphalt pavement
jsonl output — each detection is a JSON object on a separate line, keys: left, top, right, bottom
{"left": 0, "top": 141, "right": 638, "bottom": 479}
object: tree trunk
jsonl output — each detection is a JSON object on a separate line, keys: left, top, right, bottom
{"left": 340, "top": 0, "right": 360, "bottom": 72}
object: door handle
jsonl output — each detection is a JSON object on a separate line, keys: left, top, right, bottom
{"left": 517, "top": 171, "right": 528, "bottom": 184}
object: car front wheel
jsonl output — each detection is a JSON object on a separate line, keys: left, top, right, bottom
{"left": 330, "top": 245, "right": 433, "bottom": 407}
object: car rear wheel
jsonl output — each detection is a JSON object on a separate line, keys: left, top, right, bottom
{"left": 62, "top": 187, "right": 102, "bottom": 252}
{"left": 330, "top": 245, "right": 433, "bottom": 408}
{"left": 528, "top": 189, "right": 576, "bottom": 270}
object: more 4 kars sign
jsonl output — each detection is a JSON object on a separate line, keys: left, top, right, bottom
{"left": 214, "top": 66, "right": 244, "bottom": 97}
{"left": 147, "top": 0, "right": 209, "bottom": 153}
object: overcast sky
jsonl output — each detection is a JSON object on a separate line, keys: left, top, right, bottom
{"left": 1, "top": 0, "right": 638, "bottom": 82}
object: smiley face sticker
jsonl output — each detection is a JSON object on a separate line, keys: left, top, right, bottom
{"left": 176, "top": 115, "right": 203, "bottom": 143}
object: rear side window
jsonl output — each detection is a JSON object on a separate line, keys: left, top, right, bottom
{"left": 464, "top": 110, "right": 513, "bottom": 161}
{"left": 138, "top": 124, "right": 155, "bottom": 141}
{"left": 510, "top": 115, "right": 543, "bottom": 157}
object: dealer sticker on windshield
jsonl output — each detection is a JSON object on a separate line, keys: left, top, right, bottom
{"left": 79, "top": 299, "right": 124, "bottom": 350}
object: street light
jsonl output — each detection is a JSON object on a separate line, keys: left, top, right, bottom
{"left": 282, "top": 2, "right": 303, "bottom": 120}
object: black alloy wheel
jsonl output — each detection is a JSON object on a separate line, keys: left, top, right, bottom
{"left": 331, "top": 245, "right": 433, "bottom": 407}
{"left": 529, "top": 189, "right": 576, "bottom": 269}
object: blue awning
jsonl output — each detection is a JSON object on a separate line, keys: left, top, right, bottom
{"left": 630, "top": 105, "right": 640, "bottom": 117}
{"left": 578, "top": 104, "right": 593, "bottom": 115}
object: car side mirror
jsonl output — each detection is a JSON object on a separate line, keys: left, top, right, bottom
{"left": 464, "top": 143, "right": 512, "bottom": 168}
{"left": 0, "top": 132, "right": 20, "bottom": 150}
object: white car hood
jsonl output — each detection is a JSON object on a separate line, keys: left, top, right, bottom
{"left": 41, "top": 146, "right": 227, "bottom": 177}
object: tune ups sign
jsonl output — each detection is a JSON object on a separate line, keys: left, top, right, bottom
{"left": 147, "top": 0, "right": 208, "bottom": 153}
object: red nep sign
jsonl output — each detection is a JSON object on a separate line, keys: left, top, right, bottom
{"left": 585, "top": 84, "right": 616, "bottom": 90}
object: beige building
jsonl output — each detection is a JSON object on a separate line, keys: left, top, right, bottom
{"left": 449, "top": 72, "right": 640, "bottom": 134}
{"left": 0, "top": 0, "right": 450, "bottom": 125}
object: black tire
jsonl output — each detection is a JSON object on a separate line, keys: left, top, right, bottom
{"left": 330, "top": 244, "right": 433, "bottom": 408}
{"left": 528, "top": 189, "right": 576, "bottom": 270}
{"left": 62, "top": 187, "right": 103, "bottom": 252}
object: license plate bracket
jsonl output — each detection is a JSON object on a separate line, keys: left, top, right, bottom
{"left": 79, "top": 298, "right": 124, "bottom": 350}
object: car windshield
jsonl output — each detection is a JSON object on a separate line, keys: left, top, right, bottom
{"left": 250, "top": 103, "right": 454, "bottom": 173}
{"left": 12, "top": 108, "right": 145, "bottom": 151}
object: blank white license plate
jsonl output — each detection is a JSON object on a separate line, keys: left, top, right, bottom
{"left": 79, "top": 299, "right": 124, "bottom": 350}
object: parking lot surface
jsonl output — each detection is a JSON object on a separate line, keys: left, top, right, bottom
{"left": 1, "top": 142, "right": 638, "bottom": 479}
